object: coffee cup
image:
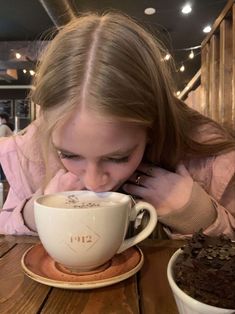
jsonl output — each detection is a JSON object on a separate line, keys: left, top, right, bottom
{"left": 34, "top": 191, "right": 157, "bottom": 272}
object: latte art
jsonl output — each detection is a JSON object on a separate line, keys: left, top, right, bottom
{"left": 65, "top": 194, "right": 119, "bottom": 208}
{"left": 42, "top": 193, "right": 120, "bottom": 209}
{"left": 65, "top": 194, "right": 100, "bottom": 208}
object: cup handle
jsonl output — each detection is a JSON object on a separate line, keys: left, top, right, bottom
{"left": 117, "top": 201, "right": 157, "bottom": 254}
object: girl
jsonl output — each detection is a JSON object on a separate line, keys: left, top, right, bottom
{"left": 0, "top": 12, "right": 234, "bottom": 238}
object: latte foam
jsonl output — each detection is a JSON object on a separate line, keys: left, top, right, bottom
{"left": 41, "top": 193, "right": 119, "bottom": 209}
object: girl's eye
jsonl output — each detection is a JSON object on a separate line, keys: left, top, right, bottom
{"left": 106, "top": 156, "right": 130, "bottom": 163}
{"left": 58, "top": 151, "right": 79, "bottom": 159}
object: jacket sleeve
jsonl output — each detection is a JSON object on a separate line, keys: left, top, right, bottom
{"left": 162, "top": 151, "right": 235, "bottom": 240}
{"left": 203, "top": 173, "right": 235, "bottom": 238}
{"left": 0, "top": 187, "right": 37, "bottom": 235}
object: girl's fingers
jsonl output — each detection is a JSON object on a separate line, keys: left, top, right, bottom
{"left": 122, "top": 182, "right": 147, "bottom": 198}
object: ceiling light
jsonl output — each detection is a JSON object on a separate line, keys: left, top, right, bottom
{"left": 203, "top": 25, "right": 211, "bottom": 33}
{"left": 181, "top": 4, "right": 192, "bottom": 14}
{"left": 144, "top": 8, "right": 156, "bottom": 15}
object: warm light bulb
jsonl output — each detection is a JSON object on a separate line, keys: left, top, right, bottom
{"left": 164, "top": 53, "right": 171, "bottom": 61}
{"left": 15, "top": 52, "right": 21, "bottom": 59}
{"left": 189, "top": 50, "right": 194, "bottom": 59}
{"left": 180, "top": 65, "right": 185, "bottom": 72}
{"left": 181, "top": 4, "right": 192, "bottom": 14}
{"left": 29, "top": 70, "right": 35, "bottom": 76}
{"left": 23, "top": 69, "right": 27, "bottom": 73}
{"left": 203, "top": 25, "right": 211, "bottom": 33}
{"left": 144, "top": 8, "right": 156, "bottom": 15}
{"left": 176, "top": 91, "right": 181, "bottom": 96}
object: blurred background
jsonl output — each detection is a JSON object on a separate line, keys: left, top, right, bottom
{"left": 0, "top": 0, "right": 233, "bottom": 131}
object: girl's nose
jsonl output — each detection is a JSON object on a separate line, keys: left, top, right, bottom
{"left": 83, "top": 163, "right": 109, "bottom": 192}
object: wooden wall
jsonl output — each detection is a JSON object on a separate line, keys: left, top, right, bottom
{"left": 183, "top": 0, "right": 235, "bottom": 131}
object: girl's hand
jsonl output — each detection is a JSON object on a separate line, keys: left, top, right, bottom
{"left": 122, "top": 163, "right": 194, "bottom": 216}
{"left": 44, "top": 169, "right": 84, "bottom": 194}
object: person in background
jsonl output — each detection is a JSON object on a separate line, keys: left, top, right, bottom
{"left": 0, "top": 112, "right": 14, "bottom": 137}
{"left": 0, "top": 112, "right": 14, "bottom": 181}
{"left": 0, "top": 12, "right": 234, "bottom": 238}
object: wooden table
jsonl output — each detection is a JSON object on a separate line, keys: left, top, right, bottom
{"left": 0, "top": 235, "right": 185, "bottom": 313}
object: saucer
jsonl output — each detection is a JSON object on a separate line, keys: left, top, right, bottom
{"left": 21, "top": 244, "right": 144, "bottom": 290}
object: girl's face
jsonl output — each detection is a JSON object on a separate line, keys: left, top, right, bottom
{"left": 52, "top": 110, "right": 147, "bottom": 192}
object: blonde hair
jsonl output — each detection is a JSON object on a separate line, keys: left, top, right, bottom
{"left": 31, "top": 11, "right": 235, "bottom": 179}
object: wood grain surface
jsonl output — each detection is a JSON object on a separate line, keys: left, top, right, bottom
{"left": 0, "top": 236, "right": 184, "bottom": 314}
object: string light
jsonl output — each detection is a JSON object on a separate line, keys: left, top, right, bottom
{"left": 23, "top": 69, "right": 27, "bottom": 74}
{"left": 164, "top": 44, "right": 201, "bottom": 75}
{"left": 189, "top": 50, "right": 194, "bottom": 59}
{"left": 173, "top": 45, "right": 200, "bottom": 71}
{"left": 164, "top": 53, "right": 171, "bottom": 61}
{"left": 180, "top": 64, "right": 185, "bottom": 72}
{"left": 148, "top": 3, "right": 213, "bottom": 95}
{"left": 29, "top": 70, "right": 35, "bottom": 76}
{"left": 174, "top": 45, "right": 201, "bottom": 51}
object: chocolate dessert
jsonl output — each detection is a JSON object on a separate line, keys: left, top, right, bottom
{"left": 173, "top": 230, "right": 235, "bottom": 309}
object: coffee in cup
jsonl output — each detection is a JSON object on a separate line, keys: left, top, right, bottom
{"left": 34, "top": 191, "right": 157, "bottom": 272}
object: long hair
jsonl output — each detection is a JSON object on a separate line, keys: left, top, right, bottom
{"left": 30, "top": 12, "right": 235, "bottom": 178}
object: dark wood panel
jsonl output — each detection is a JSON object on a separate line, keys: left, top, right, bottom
{"left": 201, "top": 43, "right": 210, "bottom": 116}
{"left": 0, "top": 237, "right": 186, "bottom": 313}
{"left": 41, "top": 277, "right": 139, "bottom": 314}
{"left": 209, "top": 34, "right": 220, "bottom": 122}
{"left": 0, "top": 241, "right": 15, "bottom": 257}
{"left": 0, "top": 235, "right": 39, "bottom": 244}
{"left": 0, "top": 243, "right": 50, "bottom": 313}
{"left": 196, "top": 2, "right": 235, "bottom": 130}
{"left": 232, "top": 4, "right": 235, "bottom": 130}
{"left": 219, "top": 18, "right": 233, "bottom": 127}
{"left": 139, "top": 241, "right": 182, "bottom": 314}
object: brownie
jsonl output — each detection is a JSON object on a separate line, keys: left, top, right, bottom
{"left": 173, "top": 230, "right": 235, "bottom": 309}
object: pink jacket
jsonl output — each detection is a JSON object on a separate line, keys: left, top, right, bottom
{"left": 0, "top": 122, "right": 235, "bottom": 238}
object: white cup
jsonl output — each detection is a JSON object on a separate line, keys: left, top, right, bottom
{"left": 167, "top": 249, "right": 235, "bottom": 314}
{"left": 34, "top": 191, "right": 157, "bottom": 272}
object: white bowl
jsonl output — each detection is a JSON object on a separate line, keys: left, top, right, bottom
{"left": 167, "top": 249, "right": 235, "bottom": 314}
